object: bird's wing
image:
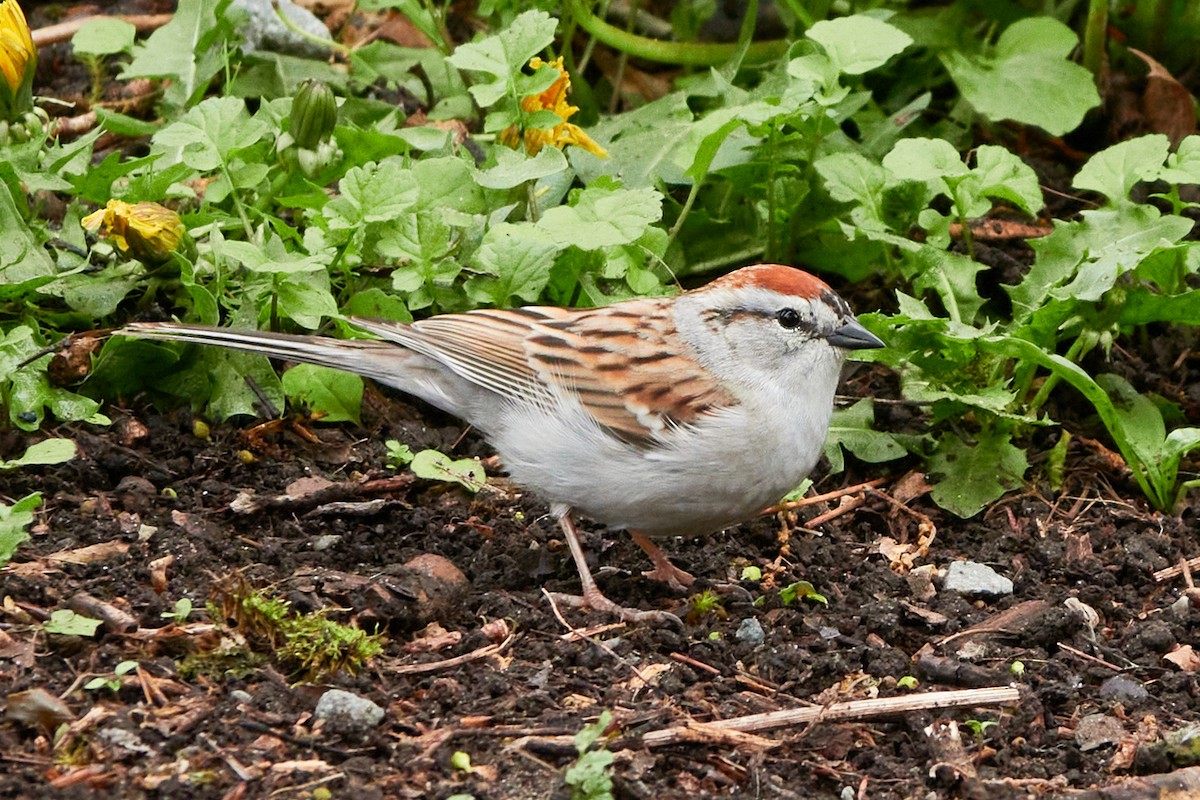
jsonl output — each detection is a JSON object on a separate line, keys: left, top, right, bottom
{"left": 353, "top": 300, "right": 736, "bottom": 443}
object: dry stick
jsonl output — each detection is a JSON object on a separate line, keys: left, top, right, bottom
{"left": 1056, "top": 641, "right": 1123, "bottom": 672}
{"left": 1154, "top": 555, "right": 1200, "bottom": 582}
{"left": 388, "top": 631, "right": 517, "bottom": 676}
{"left": 805, "top": 493, "right": 869, "bottom": 528}
{"left": 542, "top": 589, "right": 658, "bottom": 692}
{"left": 641, "top": 686, "right": 1020, "bottom": 748}
{"left": 764, "top": 477, "right": 889, "bottom": 514}
{"left": 31, "top": 14, "right": 174, "bottom": 47}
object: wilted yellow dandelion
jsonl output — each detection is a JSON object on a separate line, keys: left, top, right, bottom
{"left": 83, "top": 200, "right": 187, "bottom": 264}
{"left": 501, "top": 56, "right": 607, "bottom": 158}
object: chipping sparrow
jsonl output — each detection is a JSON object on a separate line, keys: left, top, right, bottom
{"left": 121, "top": 264, "right": 883, "bottom": 622}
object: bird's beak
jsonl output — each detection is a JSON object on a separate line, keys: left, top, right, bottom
{"left": 827, "top": 318, "right": 885, "bottom": 350}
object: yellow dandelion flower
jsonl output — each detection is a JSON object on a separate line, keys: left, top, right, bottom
{"left": 83, "top": 201, "right": 187, "bottom": 264}
{"left": 0, "top": 0, "right": 35, "bottom": 118}
{"left": 501, "top": 56, "right": 607, "bottom": 158}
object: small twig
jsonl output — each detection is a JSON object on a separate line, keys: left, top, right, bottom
{"left": 1154, "top": 555, "right": 1200, "bottom": 583}
{"left": 641, "top": 686, "right": 1021, "bottom": 748}
{"left": 764, "top": 478, "right": 889, "bottom": 513}
{"left": 805, "top": 494, "right": 868, "bottom": 527}
{"left": 67, "top": 593, "right": 137, "bottom": 634}
{"left": 32, "top": 14, "right": 174, "bottom": 47}
{"left": 387, "top": 632, "right": 517, "bottom": 675}
{"left": 669, "top": 651, "right": 721, "bottom": 676}
{"left": 1056, "top": 642, "right": 1123, "bottom": 672}
{"left": 543, "top": 589, "right": 657, "bottom": 692}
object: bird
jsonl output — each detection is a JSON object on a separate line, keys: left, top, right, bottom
{"left": 119, "top": 263, "right": 884, "bottom": 622}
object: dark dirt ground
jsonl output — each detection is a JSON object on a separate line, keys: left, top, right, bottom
{"left": 4, "top": 357, "right": 1200, "bottom": 799}
{"left": 5, "top": 2, "right": 1200, "bottom": 799}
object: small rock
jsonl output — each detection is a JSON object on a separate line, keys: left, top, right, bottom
{"left": 1099, "top": 675, "right": 1149, "bottom": 706}
{"left": 98, "top": 727, "right": 152, "bottom": 756}
{"left": 313, "top": 689, "right": 385, "bottom": 737}
{"left": 232, "top": 0, "right": 333, "bottom": 57}
{"left": 1075, "top": 714, "right": 1125, "bottom": 751}
{"left": 312, "top": 534, "right": 341, "bottom": 552}
{"left": 230, "top": 689, "right": 253, "bottom": 705}
{"left": 941, "top": 561, "right": 1013, "bottom": 599}
{"left": 735, "top": 618, "right": 765, "bottom": 646}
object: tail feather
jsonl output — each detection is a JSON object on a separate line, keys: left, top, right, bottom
{"left": 120, "top": 322, "right": 411, "bottom": 388}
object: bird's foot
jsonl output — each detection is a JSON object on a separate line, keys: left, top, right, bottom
{"left": 628, "top": 530, "right": 695, "bottom": 592}
{"left": 641, "top": 562, "right": 696, "bottom": 592}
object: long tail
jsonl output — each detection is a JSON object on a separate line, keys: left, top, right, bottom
{"left": 120, "top": 322, "right": 414, "bottom": 389}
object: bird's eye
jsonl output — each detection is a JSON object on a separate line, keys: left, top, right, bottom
{"left": 775, "top": 308, "right": 803, "bottom": 329}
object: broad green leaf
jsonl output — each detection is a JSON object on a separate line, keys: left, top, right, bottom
{"left": 72, "top": 18, "right": 137, "bottom": 56}
{"left": 0, "top": 493, "right": 40, "bottom": 564}
{"left": 43, "top": 610, "right": 103, "bottom": 637}
{"left": 824, "top": 399, "right": 907, "bottom": 473}
{"left": 122, "top": 0, "right": 232, "bottom": 108}
{"left": 940, "top": 18, "right": 1099, "bottom": 136}
{"left": 445, "top": 10, "right": 557, "bottom": 107}
{"left": 466, "top": 223, "right": 561, "bottom": 305}
{"left": 0, "top": 439, "right": 77, "bottom": 470}
{"left": 1073, "top": 135, "right": 1169, "bottom": 204}
{"left": 883, "top": 137, "right": 967, "bottom": 185}
{"left": 973, "top": 145, "right": 1043, "bottom": 215}
{"left": 807, "top": 15, "right": 913, "bottom": 75}
{"left": 343, "top": 288, "right": 413, "bottom": 323}
{"left": 476, "top": 147, "right": 567, "bottom": 190}
{"left": 282, "top": 364, "right": 363, "bottom": 424}
{"left": 410, "top": 450, "right": 486, "bottom": 492}
{"left": 929, "top": 430, "right": 1028, "bottom": 517}
{"left": 536, "top": 186, "right": 663, "bottom": 249}
{"left": 325, "top": 160, "right": 420, "bottom": 227}
{"left": 276, "top": 276, "right": 339, "bottom": 329}
{"left": 0, "top": 181, "right": 55, "bottom": 292}
{"left": 152, "top": 96, "right": 272, "bottom": 174}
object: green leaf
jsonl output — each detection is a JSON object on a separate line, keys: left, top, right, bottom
{"left": 536, "top": 186, "right": 663, "bottom": 249}
{"left": 0, "top": 181, "right": 56, "bottom": 293}
{"left": 883, "top": 137, "right": 968, "bottom": 184}
{"left": 929, "top": 429, "right": 1028, "bottom": 517}
{"left": 72, "top": 18, "right": 137, "bottom": 56}
{"left": 1073, "top": 135, "right": 1169, "bottom": 205}
{"left": 410, "top": 450, "right": 486, "bottom": 492}
{"left": 0, "top": 440, "right": 77, "bottom": 470}
{"left": 325, "top": 160, "right": 420, "bottom": 227}
{"left": 939, "top": 17, "right": 1099, "bottom": 136}
{"left": 445, "top": 10, "right": 558, "bottom": 107}
{"left": 973, "top": 145, "right": 1043, "bottom": 215}
{"left": 152, "top": 96, "right": 272, "bottom": 174}
{"left": 476, "top": 147, "right": 567, "bottom": 190}
{"left": 824, "top": 399, "right": 907, "bottom": 472}
{"left": 0, "top": 493, "right": 40, "bottom": 564}
{"left": 807, "top": 15, "right": 913, "bottom": 75}
{"left": 44, "top": 610, "right": 103, "bottom": 637}
{"left": 281, "top": 365, "right": 363, "bottom": 424}
{"left": 122, "top": 0, "right": 233, "bottom": 109}
{"left": 465, "top": 222, "right": 561, "bottom": 305}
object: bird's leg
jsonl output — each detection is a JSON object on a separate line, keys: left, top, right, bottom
{"left": 548, "top": 512, "right": 682, "bottom": 626}
{"left": 628, "top": 530, "right": 695, "bottom": 592}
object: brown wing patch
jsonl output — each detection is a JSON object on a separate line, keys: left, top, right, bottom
{"left": 525, "top": 298, "right": 738, "bottom": 442}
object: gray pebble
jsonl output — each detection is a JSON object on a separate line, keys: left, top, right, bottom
{"left": 941, "top": 561, "right": 1013, "bottom": 599}
{"left": 735, "top": 618, "right": 765, "bottom": 646}
{"left": 314, "top": 689, "right": 385, "bottom": 736}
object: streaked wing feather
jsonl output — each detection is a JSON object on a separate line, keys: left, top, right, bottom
{"left": 526, "top": 298, "right": 737, "bottom": 441}
{"left": 352, "top": 300, "right": 737, "bottom": 444}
